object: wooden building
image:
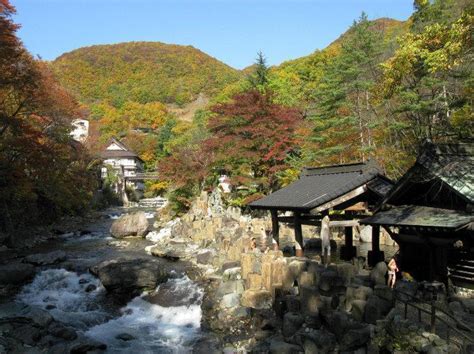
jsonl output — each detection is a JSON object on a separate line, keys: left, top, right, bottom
{"left": 361, "top": 142, "right": 473, "bottom": 287}
{"left": 100, "top": 138, "right": 145, "bottom": 195}
{"left": 249, "top": 160, "right": 393, "bottom": 263}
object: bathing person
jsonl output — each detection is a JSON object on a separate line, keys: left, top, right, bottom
{"left": 321, "top": 215, "right": 331, "bottom": 266}
{"left": 387, "top": 256, "right": 399, "bottom": 288}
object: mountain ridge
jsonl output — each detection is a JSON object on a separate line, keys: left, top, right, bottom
{"left": 51, "top": 41, "right": 242, "bottom": 107}
{"left": 51, "top": 17, "right": 407, "bottom": 110}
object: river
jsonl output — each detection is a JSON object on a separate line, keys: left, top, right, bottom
{"left": 6, "top": 207, "right": 208, "bottom": 353}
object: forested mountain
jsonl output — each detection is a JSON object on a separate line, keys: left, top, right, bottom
{"left": 52, "top": 42, "right": 242, "bottom": 107}
{"left": 46, "top": 0, "right": 472, "bottom": 214}
{"left": 157, "top": 1, "right": 473, "bottom": 213}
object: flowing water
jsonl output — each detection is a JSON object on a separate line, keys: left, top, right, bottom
{"left": 12, "top": 207, "right": 206, "bottom": 353}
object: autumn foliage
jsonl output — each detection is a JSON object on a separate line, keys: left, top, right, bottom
{"left": 52, "top": 42, "right": 241, "bottom": 107}
{"left": 205, "top": 90, "right": 303, "bottom": 190}
{"left": 0, "top": 1, "right": 96, "bottom": 236}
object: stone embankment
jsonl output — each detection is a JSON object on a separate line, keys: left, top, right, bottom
{"left": 0, "top": 192, "right": 471, "bottom": 352}
{"left": 145, "top": 191, "right": 471, "bottom": 353}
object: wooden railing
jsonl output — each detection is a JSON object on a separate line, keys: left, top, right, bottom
{"left": 394, "top": 289, "right": 473, "bottom": 350}
{"left": 125, "top": 172, "right": 160, "bottom": 181}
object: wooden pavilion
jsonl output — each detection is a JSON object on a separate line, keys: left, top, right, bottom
{"left": 361, "top": 142, "right": 474, "bottom": 287}
{"left": 249, "top": 160, "right": 393, "bottom": 264}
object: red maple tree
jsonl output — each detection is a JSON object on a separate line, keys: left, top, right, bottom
{"left": 205, "top": 90, "right": 303, "bottom": 191}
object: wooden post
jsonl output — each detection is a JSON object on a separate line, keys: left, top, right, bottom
{"left": 271, "top": 210, "right": 280, "bottom": 247}
{"left": 340, "top": 226, "right": 356, "bottom": 261}
{"left": 294, "top": 211, "right": 304, "bottom": 257}
{"left": 429, "top": 245, "right": 435, "bottom": 282}
{"left": 368, "top": 225, "right": 384, "bottom": 266}
{"left": 372, "top": 225, "right": 380, "bottom": 252}
{"left": 345, "top": 226, "right": 353, "bottom": 248}
{"left": 430, "top": 302, "right": 436, "bottom": 333}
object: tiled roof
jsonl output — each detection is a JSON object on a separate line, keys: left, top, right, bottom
{"left": 361, "top": 205, "right": 473, "bottom": 230}
{"left": 100, "top": 150, "right": 140, "bottom": 159}
{"left": 249, "top": 160, "right": 391, "bottom": 211}
{"left": 100, "top": 137, "right": 144, "bottom": 162}
{"left": 417, "top": 142, "right": 474, "bottom": 203}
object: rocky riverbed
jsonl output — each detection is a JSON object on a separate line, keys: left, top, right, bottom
{"left": 0, "top": 197, "right": 473, "bottom": 353}
{"left": 0, "top": 207, "right": 212, "bottom": 353}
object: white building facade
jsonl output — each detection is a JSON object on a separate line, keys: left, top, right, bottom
{"left": 70, "top": 119, "right": 89, "bottom": 143}
{"left": 100, "top": 138, "right": 145, "bottom": 195}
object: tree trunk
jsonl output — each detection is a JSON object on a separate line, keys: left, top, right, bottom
{"left": 357, "top": 91, "right": 365, "bottom": 161}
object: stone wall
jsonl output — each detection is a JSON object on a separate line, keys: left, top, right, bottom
{"left": 146, "top": 191, "right": 466, "bottom": 352}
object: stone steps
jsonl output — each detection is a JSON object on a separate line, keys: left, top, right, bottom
{"left": 138, "top": 197, "right": 167, "bottom": 208}
{"left": 448, "top": 251, "right": 474, "bottom": 289}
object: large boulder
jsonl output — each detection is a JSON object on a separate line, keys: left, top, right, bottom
{"left": 241, "top": 252, "right": 262, "bottom": 279}
{"left": 282, "top": 312, "right": 304, "bottom": 337}
{"left": 288, "top": 259, "right": 307, "bottom": 279}
{"left": 374, "top": 284, "right": 394, "bottom": 303}
{"left": 350, "top": 300, "right": 367, "bottom": 322}
{"left": 319, "top": 270, "right": 344, "bottom": 293}
{"left": 0, "top": 303, "right": 53, "bottom": 327}
{"left": 48, "top": 322, "right": 78, "bottom": 341}
{"left": 300, "top": 329, "right": 336, "bottom": 353}
{"left": 0, "top": 263, "right": 35, "bottom": 285}
{"left": 222, "top": 267, "right": 242, "bottom": 281}
{"left": 69, "top": 337, "right": 107, "bottom": 353}
{"left": 354, "top": 285, "right": 373, "bottom": 301}
{"left": 321, "top": 311, "right": 352, "bottom": 340}
{"left": 240, "top": 289, "right": 272, "bottom": 309}
{"left": 221, "top": 293, "right": 240, "bottom": 308}
{"left": 370, "top": 261, "right": 387, "bottom": 286}
{"left": 336, "top": 263, "right": 356, "bottom": 286}
{"left": 364, "top": 294, "right": 393, "bottom": 324}
{"left": 92, "top": 258, "right": 168, "bottom": 295}
{"left": 24, "top": 250, "right": 67, "bottom": 266}
{"left": 269, "top": 339, "right": 302, "bottom": 354}
{"left": 196, "top": 249, "right": 215, "bottom": 264}
{"left": 110, "top": 212, "right": 149, "bottom": 238}
{"left": 216, "top": 280, "right": 245, "bottom": 297}
{"left": 300, "top": 286, "right": 322, "bottom": 316}
{"left": 340, "top": 326, "right": 371, "bottom": 351}
{"left": 149, "top": 246, "right": 181, "bottom": 261}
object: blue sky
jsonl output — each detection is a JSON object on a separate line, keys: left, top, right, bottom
{"left": 13, "top": 0, "right": 414, "bottom": 69}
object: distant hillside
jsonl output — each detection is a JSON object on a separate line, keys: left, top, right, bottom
{"left": 277, "top": 18, "right": 407, "bottom": 72}
{"left": 327, "top": 17, "right": 407, "bottom": 50}
{"left": 52, "top": 41, "right": 242, "bottom": 107}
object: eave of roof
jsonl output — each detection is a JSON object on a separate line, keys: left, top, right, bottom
{"left": 250, "top": 161, "right": 390, "bottom": 211}
{"left": 384, "top": 142, "right": 474, "bottom": 206}
{"left": 100, "top": 150, "right": 144, "bottom": 162}
{"left": 360, "top": 205, "right": 473, "bottom": 230}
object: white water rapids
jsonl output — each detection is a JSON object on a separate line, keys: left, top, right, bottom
{"left": 16, "top": 269, "right": 204, "bottom": 353}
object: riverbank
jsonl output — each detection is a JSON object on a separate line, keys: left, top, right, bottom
{"left": 0, "top": 206, "right": 212, "bottom": 353}
{"left": 142, "top": 192, "right": 473, "bottom": 353}
{"left": 0, "top": 194, "right": 472, "bottom": 353}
